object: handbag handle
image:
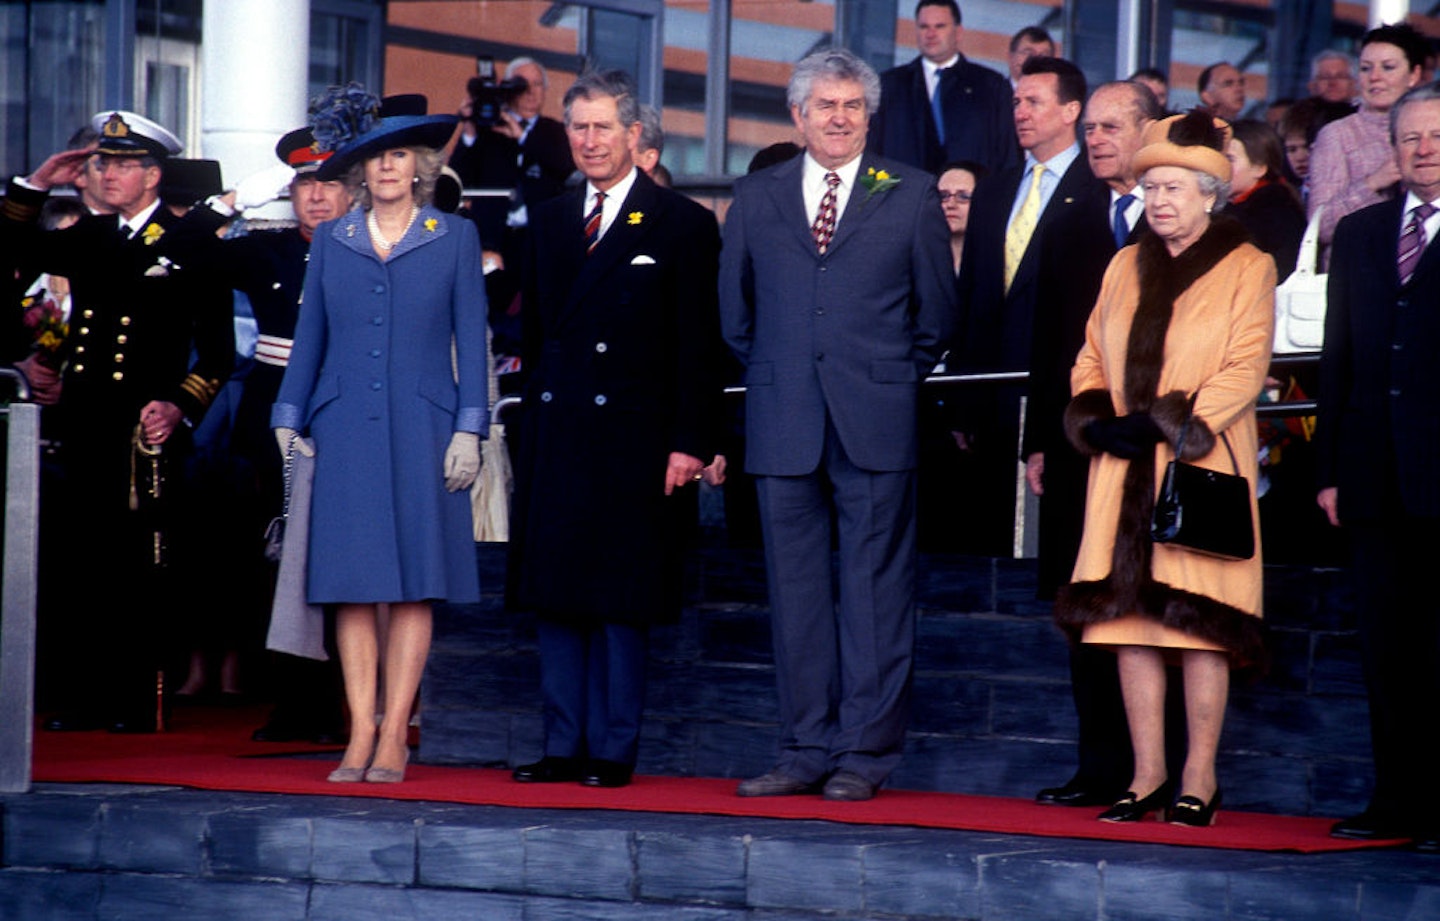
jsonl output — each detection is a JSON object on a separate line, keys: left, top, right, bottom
{"left": 1293, "top": 204, "right": 1323, "bottom": 279}
{"left": 1174, "top": 393, "right": 1242, "bottom": 476}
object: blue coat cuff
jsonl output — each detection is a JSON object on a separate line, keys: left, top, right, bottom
{"left": 455, "top": 407, "right": 486, "bottom": 435}
{"left": 271, "top": 402, "right": 303, "bottom": 430}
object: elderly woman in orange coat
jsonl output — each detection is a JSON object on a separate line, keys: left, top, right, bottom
{"left": 1055, "top": 112, "right": 1274, "bottom": 827}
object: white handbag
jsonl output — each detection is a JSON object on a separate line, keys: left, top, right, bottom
{"left": 1273, "top": 205, "right": 1326, "bottom": 353}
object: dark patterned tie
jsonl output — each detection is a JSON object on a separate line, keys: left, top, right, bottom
{"left": 1397, "top": 201, "right": 1436, "bottom": 285}
{"left": 811, "top": 171, "right": 841, "bottom": 254}
{"left": 584, "top": 191, "right": 606, "bottom": 255}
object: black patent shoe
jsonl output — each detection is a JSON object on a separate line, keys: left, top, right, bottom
{"left": 1167, "top": 789, "right": 1223, "bottom": 827}
{"left": 1036, "top": 778, "right": 1125, "bottom": 808}
{"left": 512, "top": 756, "right": 583, "bottom": 783}
{"left": 580, "top": 759, "right": 634, "bottom": 788}
{"left": 1098, "top": 782, "right": 1173, "bottom": 823}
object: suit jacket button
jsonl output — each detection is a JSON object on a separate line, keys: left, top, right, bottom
{"left": 594, "top": 394, "right": 607, "bottom": 406}
{"left": 371, "top": 381, "right": 383, "bottom": 391}
{"left": 595, "top": 342, "right": 608, "bottom": 353}
{"left": 816, "top": 352, "right": 824, "bottom": 361}
{"left": 540, "top": 391, "right": 553, "bottom": 402}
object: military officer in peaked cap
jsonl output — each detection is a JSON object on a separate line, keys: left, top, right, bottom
{"left": 183, "top": 124, "right": 355, "bottom": 743}
{"left": 3, "top": 110, "right": 233, "bottom": 733}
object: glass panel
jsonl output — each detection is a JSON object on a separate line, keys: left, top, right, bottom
{"left": 1, "top": 3, "right": 106, "bottom": 176}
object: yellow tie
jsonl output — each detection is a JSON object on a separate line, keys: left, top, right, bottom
{"left": 1004, "top": 163, "right": 1045, "bottom": 293}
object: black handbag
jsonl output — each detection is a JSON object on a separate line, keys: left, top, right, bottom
{"left": 1150, "top": 403, "right": 1255, "bottom": 561}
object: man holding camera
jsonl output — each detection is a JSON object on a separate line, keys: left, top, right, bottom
{"left": 451, "top": 56, "right": 575, "bottom": 376}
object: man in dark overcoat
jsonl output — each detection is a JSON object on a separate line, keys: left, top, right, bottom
{"left": 869, "top": 0, "right": 1018, "bottom": 177}
{"left": 2, "top": 111, "right": 233, "bottom": 732}
{"left": 508, "top": 69, "right": 723, "bottom": 789}
{"left": 1316, "top": 82, "right": 1440, "bottom": 852}
{"left": 719, "top": 48, "right": 957, "bottom": 802}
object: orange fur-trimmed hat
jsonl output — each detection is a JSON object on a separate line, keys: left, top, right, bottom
{"left": 1133, "top": 111, "right": 1233, "bottom": 183}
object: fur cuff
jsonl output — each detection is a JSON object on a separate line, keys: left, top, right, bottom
{"left": 1064, "top": 389, "right": 1115, "bottom": 456}
{"left": 1150, "top": 391, "right": 1202, "bottom": 454}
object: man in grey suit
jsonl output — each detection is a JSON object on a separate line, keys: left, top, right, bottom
{"left": 719, "top": 48, "right": 957, "bottom": 802}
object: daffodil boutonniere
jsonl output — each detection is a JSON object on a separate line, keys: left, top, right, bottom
{"left": 141, "top": 222, "right": 165, "bottom": 246}
{"left": 858, "top": 167, "right": 901, "bottom": 199}
{"left": 627, "top": 211, "right": 643, "bottom": 226}
{"left": 424, "top": 217, "right": 438, "bottom": 232}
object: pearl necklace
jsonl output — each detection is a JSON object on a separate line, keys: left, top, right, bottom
{"left": 368, "top": 205, "right": 419, "bottom": 252}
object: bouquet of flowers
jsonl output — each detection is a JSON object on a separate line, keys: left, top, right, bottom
{"left": 21, "top": 290, "right": 69, "bottom": 366}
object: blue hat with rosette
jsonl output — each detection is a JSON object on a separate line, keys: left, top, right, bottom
{"left": 310, "top": 85, "right": 457, "bottom": 181}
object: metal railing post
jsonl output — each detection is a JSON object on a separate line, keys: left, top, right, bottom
{"left": 1, "top": 392, "right": 42, "bottom": 793}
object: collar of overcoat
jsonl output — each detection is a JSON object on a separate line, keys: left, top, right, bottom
{"left": 556, "top": 169, "right": 666, "bottom": 328}
{"left": 330, "top": 203, "right": 449, "bottom": 262}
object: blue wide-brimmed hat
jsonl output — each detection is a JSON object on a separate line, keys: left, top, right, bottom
{"left": 310, "top": 86, "right": 457, "bottom": 181}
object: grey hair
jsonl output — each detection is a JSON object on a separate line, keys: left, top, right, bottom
{"left": 563, "top": 69, "right": 641, "bottom": 129}
{"left": 1310, "top": 49, "right": 1356, "bottom": 80}
{"left": 787, "top": 48, "right": 881, "bottom": 116}
{"left": 637, "top": 104, "right": 664, "bottom": 156}
{"left": 1090, "top": 80, "right": 1164, "bottom": 125}
{"left": 1389, "top": 81, "right": 1440, "bottom": 145}
{"left": 507, "top": 56, "right": 547, "bottom": 88}
{"left": 1141, "top": 167, "right": 1231, "bottom": 209}
{"left": 347, "top": 145, "right": 445, "bottom": 210}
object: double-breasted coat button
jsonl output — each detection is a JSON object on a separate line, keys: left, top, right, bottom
{"left": 112, "top": 371, "right": 123, "bottom": 381}
{"left": 82, "top": 309, "right": 94, "bottom": 319}
{"left": 120, "top": 317, "right": 131, "bottom": 326}
{"left": 116, "top": 334, "right": 127, "bottom": 344}
{"left": 113, "top": 353, "right": 124, "bottom": 363}
{"left": 540, "top": 391, "right": 553, "bottom": 402}
{"left": 594, "top": 394, "right": 607, "bottom": 406}
{"left": 595, "top": 342, "right": 608, "bottom": 353}
{"left": 79, "top": 327, "right": 90, "bottom": 336}
{"left": 73, "top": 364, "right": 85, "bottom": 373}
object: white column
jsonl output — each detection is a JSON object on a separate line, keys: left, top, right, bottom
{"left": 1368, "top": 0, "right": 1409, "bottom": 27}
{"left": 201, "top": 0, "right": 310, "bottom": 219}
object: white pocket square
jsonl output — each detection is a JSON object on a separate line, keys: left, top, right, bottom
{"left": 630, "top": 254, "right": 657, "bottom": 266}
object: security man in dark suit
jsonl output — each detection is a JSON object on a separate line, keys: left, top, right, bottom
{"left": 1317, "top": 82, "right": 1440, "bottom": 852}
{"left": 3, "top": 111, "right": 233, "bottom": 732}
{"left": 508, "top": 69, "right": 723, "bottom": 790}
{"left": 954, "top": 55, "right": 1092, "bottom": 556}
{"left": 870, "top": 0, "right": 1019, "bottom": 176}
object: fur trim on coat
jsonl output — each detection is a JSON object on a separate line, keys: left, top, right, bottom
{"left": 1055, "top": 215, "right": 1267, "bottom": 669}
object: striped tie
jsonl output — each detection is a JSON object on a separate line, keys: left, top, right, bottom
{"left": 811, "top": 171, "right": 841, "bottom": 254}
{"left": 584, "top": 191, "right": 606, "bottom": 255}
{"left": 1397, "top": 202, "right": 1435, "bottom": 286}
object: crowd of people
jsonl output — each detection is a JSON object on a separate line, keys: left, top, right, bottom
{"left": 3, "top": 0, "right": 1436, "bottom": 852}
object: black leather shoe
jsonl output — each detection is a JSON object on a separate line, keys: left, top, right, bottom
{"left": 1410, "top": 833, "right": 1440, "bottom": 854}
{"left": 1167, "top": 789, "right": 1223, "bottom": 827}
{"left": 512, "top": 756, "right": 583, "bottom": 783}
{"left": 1098, "top": 782, "right": 1173, "bottom": 822}
{"left": 1036, "top": 779, "right": 1123, "bottom": 807}
{"left": 43, "top": 712, "right": 104, "bottom": 732}
{"left": 736, "top": 769, "right": 822, "bottom": 797}
{"left": 580, "top": 759, "right": 634, "bottom": 788}
{"left": 1330, "top": 810, "right": 1412, "bottom": 841}
{"left": 822, "top": 770, "right": 877, "bottom": 802}
{"left": 108, "top": 715, "right": 158, "bottom": 734}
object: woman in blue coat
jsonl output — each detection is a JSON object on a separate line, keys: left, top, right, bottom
{"left": 272, "top": 89, "right": 488, "bottom": 784}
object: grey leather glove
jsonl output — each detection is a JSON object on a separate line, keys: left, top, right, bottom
{"left": 443, "top": 431, "right": 482, "bottom": 492}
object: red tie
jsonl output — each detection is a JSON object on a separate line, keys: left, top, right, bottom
{"left": 811, "top": 171, "right": 840, "bottom": 254}
{"left": 584, "top": 191, "right": 606, "bottom": 255}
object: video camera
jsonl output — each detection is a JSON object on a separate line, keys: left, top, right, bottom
{"left": 467, "top": 56, "right": 530, "bottom": 129}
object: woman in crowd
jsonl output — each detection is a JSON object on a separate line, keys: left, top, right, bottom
{"left": 1055, "top": 112, "right": 1274, "bottom": 827}
{"left": 272, "top": 87, "right": 488, "bottom": 783}
{"left": 1225, "top": 119, "right": 1306, "bottom": 281}
{"left": 935, "top": 160, "right": 986, "bottom": 274}
{"left": 1307, "top": 23, "right": 1427, "bottom": 268}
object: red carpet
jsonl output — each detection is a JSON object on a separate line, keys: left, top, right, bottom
{"left": 31, "top": 704, "right": 1398, "bottom": 854}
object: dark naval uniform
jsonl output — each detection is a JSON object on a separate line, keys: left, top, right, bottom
{"left": 1, "top": 182, "right": 233, "bottom": 729}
